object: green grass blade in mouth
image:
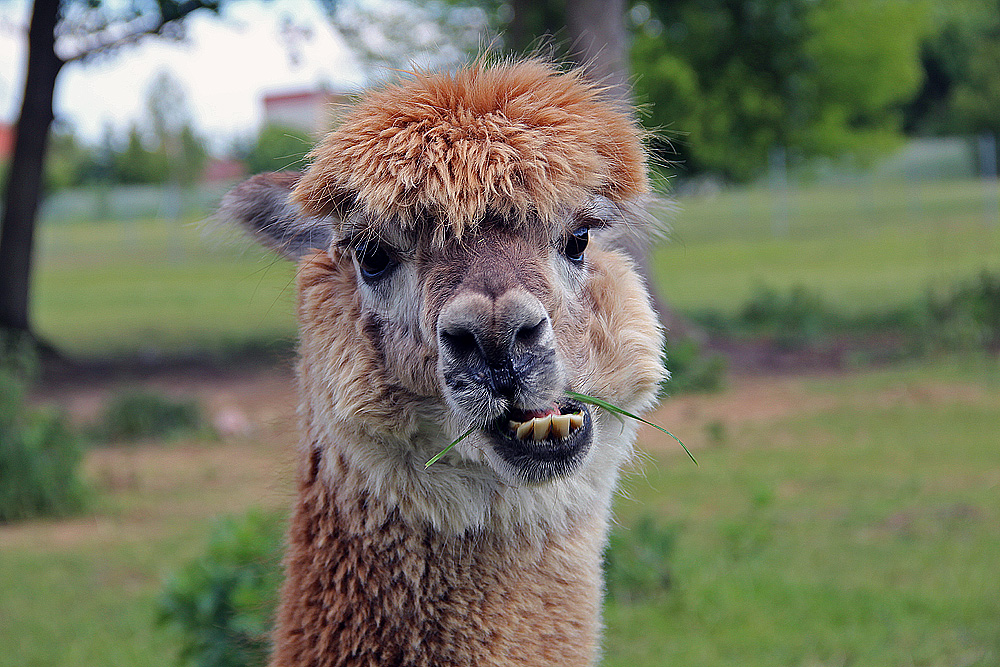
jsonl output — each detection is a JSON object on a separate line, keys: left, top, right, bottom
{"left": 566, "top": 391, "right": 698, "bottom": 466}
{"left": 425, "top": 426, "right": 476, "bottom": 468}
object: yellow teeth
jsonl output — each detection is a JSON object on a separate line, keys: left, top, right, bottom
{"left": 551, "top": 414, "right": 571, "bottom": 439}
{"left": 508, "top": 411, "right": 585, "bottom": 441}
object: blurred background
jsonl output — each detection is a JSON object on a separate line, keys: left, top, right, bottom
{"left": 1, "top": 1, "right": 997, "bottom": 666}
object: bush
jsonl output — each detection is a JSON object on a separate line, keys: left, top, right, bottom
{"left": 90, "top": 389, "right": 208, "bottom": 443}
{"left": 738, "top": 284, "right": 835, "bottom": 350}
{"left": 604, "top": 515, "right": 678, "bottom": 603}
{"left": 0, "top": 332, "right": 87, "bottom": 523}
{"left": 663, "top": 337, "right": 726, "bottom": 395}
{"left": 158, "top": 510, "right": 285, "bottom": 667}
{"left": 923, "top": 271, "right": 1000, "bottom": 352}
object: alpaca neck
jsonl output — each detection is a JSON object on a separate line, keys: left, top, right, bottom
{"left": 270, "top": 447, "right": 606, "bottom": 667}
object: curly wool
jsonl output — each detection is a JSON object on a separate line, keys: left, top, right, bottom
{"left": 293, "top": 59, "right": 649, "bottom": 242}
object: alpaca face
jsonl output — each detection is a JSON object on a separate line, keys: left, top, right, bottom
{"left": 340, "top": 203, "right": 627, "bottom": 484}
{"left": 223, "top": 62, "right": 665, "bottom": 510}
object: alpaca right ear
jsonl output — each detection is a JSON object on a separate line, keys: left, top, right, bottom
{"left": 221, "top": 172, "right": 334, "bottom": 260}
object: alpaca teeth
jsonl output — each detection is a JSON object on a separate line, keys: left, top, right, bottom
{"left": 508, "top": 411, "right": 585, "bottom": 441}
{"left": 533, "top": 415, "right": 552, "bottom": 441}
{"left": 551, "top": 414, "right": 571, "bottom": 439}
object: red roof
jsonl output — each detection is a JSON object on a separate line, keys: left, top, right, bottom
{"left": 0, "top": 124, "right": 13, "bottom": 161}
{"left": 263, "top": 90, "right": 328, "bottom": 107}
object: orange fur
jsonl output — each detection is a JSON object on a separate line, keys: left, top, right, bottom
{"left": 293, "top": 60, "right": 648, "bottom": 241}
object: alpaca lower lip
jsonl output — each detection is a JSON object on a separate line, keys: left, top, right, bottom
{"left": 485, "top": 400, "right": 593, "bottom": 483}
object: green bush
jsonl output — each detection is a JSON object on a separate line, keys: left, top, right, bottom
{"left": 604, "top": 515, "right": 678, "bottom": 604}
{"left": 0, "top": 332, "right": 87, "bottom": 523}
{"left": 158, "top": 510, "right": 285, "bottom": 667}
{"left": 738, "top": 284, "right": 835, "bottom": 350}
{"left": 923, "top": 271, "right": 1000, "bottom": 352}
{"left": 663, "top": 337, "right": 726, "bottom": 395}
{"left": 91, "top": 389, "right": 208, "bottom": 443}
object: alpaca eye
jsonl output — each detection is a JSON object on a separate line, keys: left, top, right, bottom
{"left": 564, "top": 228, "right": 589, "bottom": 264}
{"left": 355, "top": 243, "right": 396, "bottom": 282}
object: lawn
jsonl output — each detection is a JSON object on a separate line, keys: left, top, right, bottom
{"left": 33, "top": 215, "right": 298, "bottom": 356}
{"left": 652, "top": 178, "right": 1000, "bottom": 317}
{"left": 604, "top": 355, "right": 1000, "bottom": 666}
{"left": 4, "top": 356, "right": 999, "bottom": 666}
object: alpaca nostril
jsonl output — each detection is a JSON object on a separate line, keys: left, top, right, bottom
{"left": 515, "top": 318, "right": 547, "bottom": 347}
{"left": 440, "top": 327, "right": 480, "bottom": 358}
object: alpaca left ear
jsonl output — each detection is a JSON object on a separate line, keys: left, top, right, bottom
{"left": 221, "top": 172, "right": 334, "bottom": 260}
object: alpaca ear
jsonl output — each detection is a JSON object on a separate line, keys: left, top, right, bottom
{"left": 221, "top": 172, "right": 335, "bottom": 260}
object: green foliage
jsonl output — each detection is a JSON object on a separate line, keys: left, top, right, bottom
{"left": 604, "top": 515, "right": 678, "bottom": 604}
{"left": 737, "top": 284, "right": 837, "bottom": 350}
{"left": 241, "top": 125, "right": 312, "bottom": 176}
{"left": 687, "top": 271, "right": 1000, "bottom": 358}
{"left": 158, "top": 511, "right": 285, "bottom": 667}
{"left": 631, "top": 0, "right": 929, "bottom": 181}
{"left": 924, "top": 270, "right": 1000, "bottom": 351}
{"left": 905, "top": 0, "right": 1000, "bottom": 136}
{"left": 663, "top": 338, "right": 726, "bottom": 395}
{"left": 90, "top": 390, "right": 208, "bottom": 443}
{"left": 44, "top": 124, "right": 100, "bottom": 192}
{"left": 112, "top": 125, "right": 173, "bottom": 185}
{"left": 0, "top": 332, "right": 86, "bottom": 523}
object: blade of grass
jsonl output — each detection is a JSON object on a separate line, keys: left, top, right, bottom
{"left": 566, "top": 391, "right": 697, "bottom": 465}
{"left": 425, "top": 426, "right": 476, "bottom": 468}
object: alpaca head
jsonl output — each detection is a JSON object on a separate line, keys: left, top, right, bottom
{"left": 224, "top": 60, "right": 665, "bottom": 530}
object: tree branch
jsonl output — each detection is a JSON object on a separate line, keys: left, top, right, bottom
{"left": 60, "top": 0, "right": 218, "bottom": 64}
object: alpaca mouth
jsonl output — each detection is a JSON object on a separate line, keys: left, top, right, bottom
{"left": 485, "top": 399, "right": 593, "bottom": 483}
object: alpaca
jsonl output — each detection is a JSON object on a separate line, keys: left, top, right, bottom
{"left": 223, "top": 59, "right": 665, "bottom": 667}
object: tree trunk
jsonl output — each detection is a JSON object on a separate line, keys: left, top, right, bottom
{"left": 563, "top": 0, "right": 701, "bottom": 342}
{"left": 0, "top": 0, "right": 63, "bottom": 337}
{"left": 564, "top": 0, "right": 630, "bottom": 104}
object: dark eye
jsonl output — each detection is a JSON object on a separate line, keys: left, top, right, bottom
{"left": 355, "top": 243, "right": 396, "bottom": 282}
{"left": 564, "top": 227, "right": 589, "bottom": 264}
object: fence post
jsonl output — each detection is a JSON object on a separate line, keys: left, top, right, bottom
{"left": 768, "top": 146, "right": 790, "bottom": 238}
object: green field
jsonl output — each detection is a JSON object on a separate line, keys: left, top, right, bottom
{"left": 604, "top": 357, "right": 1000, "bottom": 666}
{"left": 652, "top": 178, "right": 1000, "bottom": 317}
{"left": 34, "top": 215, "right": 298, "bottom": 356}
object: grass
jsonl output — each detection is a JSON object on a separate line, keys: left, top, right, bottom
{"left": 654, "top": 178, "right": 1000, "bottom": 317}
{"left": 33, "top": 216, "right": 298, "bottom": 356}
{"left": 4, "top": 356, "right": 999, "bottom": 667}
{"left": 602, "top": 355, "right": 1000, "bottom": 667}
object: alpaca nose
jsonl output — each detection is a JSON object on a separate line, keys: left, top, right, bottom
{"left": 438, "top": 291, "right": 552, "bottom": 398}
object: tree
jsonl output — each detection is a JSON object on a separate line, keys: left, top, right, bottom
{"left": 242, "top": 124, "right": 313, "bottom": 176}
{"left": 630, "top": 0, "right": 929, "bottom": 182}
{"left": 904, "top": 0, "right": 1000, "bottom": 137}
{"left": 0, "top": 0, "right": 219, "bottom": 347}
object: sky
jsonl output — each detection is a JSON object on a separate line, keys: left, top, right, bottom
{"left": 0, "top": 0, "right": 366, "bottom": 151}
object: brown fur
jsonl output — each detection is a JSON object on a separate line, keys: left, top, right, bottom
{"left": 271, "top": 449, "right": 604, "bottom": 667}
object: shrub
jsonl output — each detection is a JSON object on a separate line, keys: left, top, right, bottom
{"left": 604, "top": 515, "right": 678, "bottom": 603}
{"left": 738, "top": 284, "right": 834, "bottom": 350}
{"left": 158, "top": 510, "right": 285, "bottom": 667}
{"left": 91, "top": 389, "right": 208, "bottom": 443}
{"left": 923, "top": 271, "right": 1000, "bottom": 352}
{"left": 663, "top": 337, "right": 726, "bottom": 395}
{"left": 0, "top": 332, "right": 87, "bottom": 523}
